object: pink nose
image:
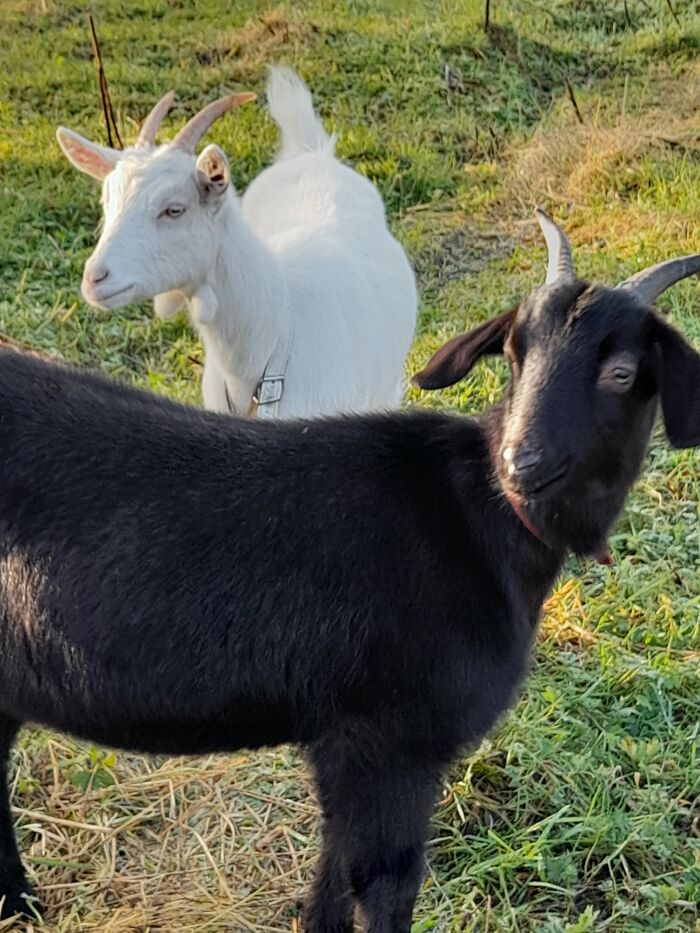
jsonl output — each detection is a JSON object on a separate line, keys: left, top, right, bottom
{"left": 84, "top": 265, "right": 110, "bottom": 286}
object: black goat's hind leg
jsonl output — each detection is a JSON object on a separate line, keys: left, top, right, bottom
{"left": 0, "top": 717, "right": 37, "bottom": 920}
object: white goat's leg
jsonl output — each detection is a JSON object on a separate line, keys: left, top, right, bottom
{"left": 200, "top": 355, "right": 230, "bottom": 414}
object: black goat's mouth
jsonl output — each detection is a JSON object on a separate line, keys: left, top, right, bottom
{"left": 502, "top": 459, "right": 571, "bottom": 503}
{"left": 499, "top": 461, "right": 571, "bottom": 548}
{"left": 522, "top": 463, "right": 570, "bottom": 498}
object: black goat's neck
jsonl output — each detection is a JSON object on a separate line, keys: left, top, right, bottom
{"left": 497, "top": 507, "right": 566, "bottom": 624}
{"left": 445, "top": 411, "right": 568, "bottom": 622}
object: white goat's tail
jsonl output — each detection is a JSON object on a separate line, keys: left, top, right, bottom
{"left": 267, "top": 66, "right": 333, "bottom": 159}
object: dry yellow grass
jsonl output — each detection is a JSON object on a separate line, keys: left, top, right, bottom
{"left": 195, "top": 7, "right": 317, "bottom": 74}
{"left": 5, "top": 740, "right": 317, "bottom": 932}
{"left": 503, "top": 72, "right": 700, "bottom": 217}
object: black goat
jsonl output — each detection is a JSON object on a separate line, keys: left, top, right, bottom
{"left": 1, "top": 211, "right": 699, "bottom": 931}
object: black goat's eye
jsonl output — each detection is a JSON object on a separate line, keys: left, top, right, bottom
{"left": 598, "top": 356, "right": 637, "bottom": 393}
{"left": 613, "top": 368, "right": 632, "bottom": 384}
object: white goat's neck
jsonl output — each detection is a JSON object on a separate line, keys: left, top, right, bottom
{"left": 188, "top": 195, "right": 287, "bottom": 412}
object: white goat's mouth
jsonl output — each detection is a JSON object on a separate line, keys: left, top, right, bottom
{"left": 82, "top": 283, "right": 135, "bottom": 309}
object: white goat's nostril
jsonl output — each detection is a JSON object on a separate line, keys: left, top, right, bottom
{"left": 503, "top": 447, "right": 514, "bottom": 462}
{"left": 87, "top": 267, "right": 109, "bottom": 286}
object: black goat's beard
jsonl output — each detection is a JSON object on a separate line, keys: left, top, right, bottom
{"left": 488, "top": 410, "right": 632, "bottom": 562}
{"left": 525, "top": 487, "right": 622, "bottom": 560}
{"left": 496, "top": 463, "right": 622, "bottom": 561}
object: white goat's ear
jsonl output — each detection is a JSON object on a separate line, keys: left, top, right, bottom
{"left": 195, "top": 144, "right": 231, "bottom": 202}
{"left": 56, "top": 127, "right": 120, "bottom": 180}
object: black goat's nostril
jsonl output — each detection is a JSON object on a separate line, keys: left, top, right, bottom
{"left": 503, "top": 446, "right": 542, "bottom": 478}
{"left": 503, "top": 444, "right": 571, "bottom": 498}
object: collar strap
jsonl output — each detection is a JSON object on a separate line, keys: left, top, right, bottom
{"left": 252, "top": 369, "right": 286, "bottom": 415}
{"left": 225, "top": 307, "right": 292, "bottom": 419}
{"left": 506, "top": 493, "right": 546, "bottom": 543}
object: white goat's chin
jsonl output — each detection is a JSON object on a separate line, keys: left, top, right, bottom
{"left": 81, "top": 283, "right": 137, "bottom": 310}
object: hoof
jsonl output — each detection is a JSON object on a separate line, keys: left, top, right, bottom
{"left": 0, "top": 874, "right": 41, "bottom": 921}
{"left": 0, "top": 894, "right": 41, "bottom": 922}
{"left": 303, "top": 904, "right": 354, "bottom": 933}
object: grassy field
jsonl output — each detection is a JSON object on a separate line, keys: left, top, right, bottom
{"left": 1, "top": 0, "right": 700, "bottom": 930}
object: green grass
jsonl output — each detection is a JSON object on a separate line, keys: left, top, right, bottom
{"left": 1, "top": 1, "right": 699, "bottom": 930}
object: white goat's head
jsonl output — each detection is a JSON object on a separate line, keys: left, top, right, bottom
{"left": 57, "top": 91, "right": 256, "bottom": 310}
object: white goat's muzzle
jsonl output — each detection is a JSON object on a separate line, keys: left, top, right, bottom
{"left": 81, "top": 257, "right": 137, "bottom": 309}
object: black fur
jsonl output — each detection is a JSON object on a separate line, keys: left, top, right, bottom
{"left": 0, "top": 279, "right": 698, "bottom": 930}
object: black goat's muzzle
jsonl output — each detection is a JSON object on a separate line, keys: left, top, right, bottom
{"left": 500, "top": 444, "right": 572, "bottom": 501}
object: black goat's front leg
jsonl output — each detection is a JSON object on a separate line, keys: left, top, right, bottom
{"left": 0, "top": 716, "right": 36, "bottom": 920}
{"left": 303, "top": 812, "right": 354, "bottom": 933}
{"left": 308, "top": 736, "right": 440, "bottom": 933}
{"left": 346, "top": 768, "right": 437, "bottom": 933}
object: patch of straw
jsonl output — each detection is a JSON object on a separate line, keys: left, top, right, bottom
{"left": 9, "top": 737, "right": 317, "bottom": 931}
{"left": 503, "top": 81, "right": 700, "bottom": 213}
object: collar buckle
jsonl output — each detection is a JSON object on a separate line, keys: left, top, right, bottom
{"left": 252, "top": 373, "right": 285, "bottom": 407}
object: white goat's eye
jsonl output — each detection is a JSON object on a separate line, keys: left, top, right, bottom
{"left": 162, "top": 205, "right": 186, "bottom": 219}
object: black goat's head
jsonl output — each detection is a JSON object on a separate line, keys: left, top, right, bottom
{"left": 413, "top": 210, "right": 700, "bottom": 558}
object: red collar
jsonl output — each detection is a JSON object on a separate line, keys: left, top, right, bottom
{"left": 506, "top": 493, "right": 546, "bottom": 543}
{"left": 505, "top": 493, "right": 613, "bottom": 566}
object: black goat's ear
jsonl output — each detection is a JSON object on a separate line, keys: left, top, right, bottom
{"left": 653, "top": 317, "right": 700, "bottom": 448}
{"left": 412, "top": 307, "right": 516, "bottom": 390}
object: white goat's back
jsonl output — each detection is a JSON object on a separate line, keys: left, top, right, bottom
{"left": 239, "top": 157, "right": 416, "bottom": 416}
{"left": 267, "top": 66, "right": 331, "bottom": 159}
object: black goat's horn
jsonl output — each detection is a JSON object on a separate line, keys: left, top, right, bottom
{"left": 617, "top": 255, "right": 700, "bottom": 305}
{"left": 535, "top": 207, "right": 576, "bottom": 285}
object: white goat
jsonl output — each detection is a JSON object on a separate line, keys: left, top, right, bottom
{"left": 56, "top": 68, "right": 417, "bottom": 417}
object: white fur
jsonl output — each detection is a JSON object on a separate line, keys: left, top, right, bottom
{"left": 61, "top": 67, "right": 417, "bottom": 417}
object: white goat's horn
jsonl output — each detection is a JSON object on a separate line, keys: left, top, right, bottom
{"left": 617, "top": 254, "right": 700, "bottom": 306}
{"left": 170, "top": 92, "right": 257, "bottom": 153}
{"left": 136, "top": 91, "right": 176, "bottom": 148}
{"left": 535, "top": 207, "right": 576, "bottom": 285}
